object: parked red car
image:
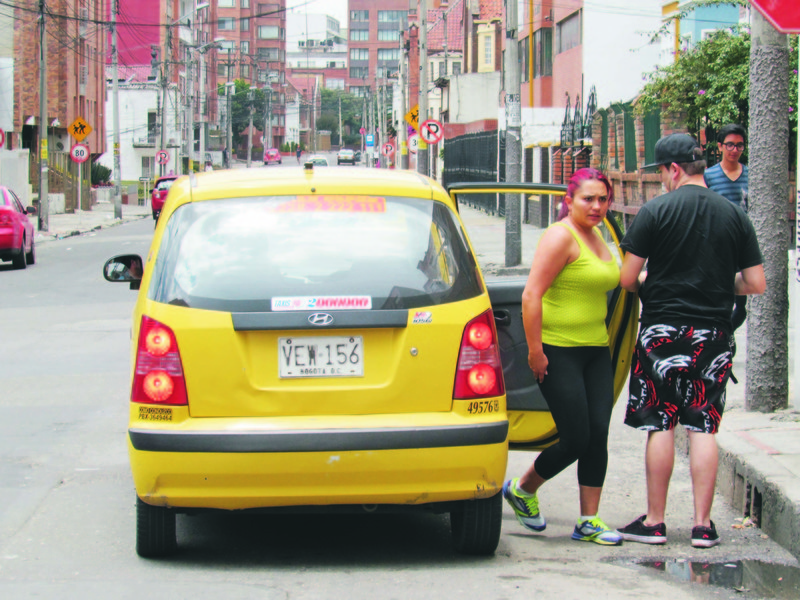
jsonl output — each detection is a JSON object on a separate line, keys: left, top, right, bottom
{"left": 0, "top": 186, "right": 35, "bottom": 269}
{"left": 263, "top": 148, "right": 282, "bottom": 165}
{"left": 151, "top": 175, "right": 179, "bottom": 221}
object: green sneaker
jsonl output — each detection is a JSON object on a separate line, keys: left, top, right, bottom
{"left": 572, "top": 517, "right": 623, "bottom": 545}
{"left": 502, "top": 479, "right": 546, "bottom": 531}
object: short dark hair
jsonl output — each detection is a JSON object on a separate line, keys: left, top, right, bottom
{"left": 717, "top": 124, "right": 746, "bottom": 144}
{"left": 676, "top": 146, "right": 706, "bottom": 176}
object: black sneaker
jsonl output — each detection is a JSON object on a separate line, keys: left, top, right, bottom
{"left": 691, "top": 521, "right": 720, "bottom": 548}
{"left": 617, "top": 514, "right": 667, "bottom": 544}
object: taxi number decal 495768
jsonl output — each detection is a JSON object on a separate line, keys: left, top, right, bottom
{"left": 466, "top": 400, "right": 500, "bottom": 415}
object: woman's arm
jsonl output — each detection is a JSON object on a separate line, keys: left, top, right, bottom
{"left": 521, "top": 226, "right": 575, "bottom": 382}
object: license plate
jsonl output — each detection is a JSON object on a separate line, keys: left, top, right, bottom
{"left": 278, "top": 336, "right": 364, "bottom": 378}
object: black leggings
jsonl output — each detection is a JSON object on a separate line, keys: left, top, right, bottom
{"left": 533, "top": 344, "right": 614, "bottom": 488}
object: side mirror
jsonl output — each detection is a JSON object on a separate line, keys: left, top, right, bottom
{"left": 26, "top": 206, "right": 36, "bottom": 215}
{"left": 103, "top": 254, "right": 143, "bottom": 290}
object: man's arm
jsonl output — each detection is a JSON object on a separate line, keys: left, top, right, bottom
{"left": 735, "top": 264, "right": 766, "bottom": 295}
{"left": 620, "top": 252, "right": 647, "bottom": 292}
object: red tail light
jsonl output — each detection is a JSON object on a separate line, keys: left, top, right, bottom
{"left": 131, "top": 316, "right": 188, "bottom": 405}
{"left": 453, "top": 310, "right": 505, "bottom": 399}
{"left": 0, "top": 212, "right": 12, "bottom": 225}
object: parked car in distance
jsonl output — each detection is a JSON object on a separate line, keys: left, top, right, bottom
{"left": 337, "top": 148, "right": 356, "bottom": 165}
{"left": 306, "top": 155, "right": 329, "bottom": 166}
{"left": 263, "top": 148, "right": 282, "bottom": 165}
{"left": 151, "top": 175, "right": 178, "bottom": 221}
{"left": 0, "top": 186, "right": 35, "bottom": 269}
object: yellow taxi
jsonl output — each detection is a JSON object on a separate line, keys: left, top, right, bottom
{"left": 103, "top": 169, "right": 637, "bottom": 558}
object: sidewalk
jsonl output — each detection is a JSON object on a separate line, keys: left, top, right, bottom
{"left": 32, "top": 199, "right": 800, "bottom": 561}
{"left": 458, "top": 203, "right": 800, "bottom": 561}
{"left": 28, "top": 201, "right": 151, "bottom": 242}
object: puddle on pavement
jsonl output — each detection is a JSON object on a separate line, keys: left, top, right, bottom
{"left": 636, "top": 559, "right": 800, "bottom": 598}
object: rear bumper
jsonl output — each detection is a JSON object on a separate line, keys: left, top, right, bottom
{"left": 129, "top": 417, "right": 509, "bottom": 510}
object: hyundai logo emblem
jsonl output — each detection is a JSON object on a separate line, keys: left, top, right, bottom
{"left": 308, "top": 313, "right": 334, "bottom": 326}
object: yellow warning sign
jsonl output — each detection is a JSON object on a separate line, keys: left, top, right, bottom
{"left": 69, "top": 117, "right": 93, "bottom": 142}
{"left": 405, "top": 105, "right": 420, "bottom": 132}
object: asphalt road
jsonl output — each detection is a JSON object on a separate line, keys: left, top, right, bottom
{"left": 0, "top": 193, "right": 797, "bottom": 599}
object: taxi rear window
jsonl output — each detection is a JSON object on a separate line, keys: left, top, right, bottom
{"left": 148, "top": 195, "right": 482, "bottom": 312}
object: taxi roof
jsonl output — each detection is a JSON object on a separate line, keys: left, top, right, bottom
{"left": 170, "top": 166, "right": 446, "bottom": 206}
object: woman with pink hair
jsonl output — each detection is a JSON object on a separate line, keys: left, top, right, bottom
{"left": 503, "top": 168, "right": 623, "bottom": 546}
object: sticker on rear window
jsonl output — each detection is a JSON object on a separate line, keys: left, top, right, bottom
{"left": 274, "top": 196, "right": 386, "bottom": 213}
{"left": 272, "top": 296, "right": 373, "bottom": 311}
{"left": 413, "top": 311, "right": 432, "bottom": 324}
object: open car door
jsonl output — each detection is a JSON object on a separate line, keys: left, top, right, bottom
{"left": 448, "top": 183, "right": 639, "bottom": 451}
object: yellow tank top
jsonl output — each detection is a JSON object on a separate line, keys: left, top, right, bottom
{"left": 541, "top": 222, "right": 621, "bottom": 347}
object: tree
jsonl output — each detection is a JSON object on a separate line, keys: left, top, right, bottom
{"left": 746, "top": 12, "right": 790, "bottom": 412}
{"left": 218, "top": 79, "right": 267, "bottom": 149}
{"left": 320, "top": 89, "right": 365, "bottom": 147}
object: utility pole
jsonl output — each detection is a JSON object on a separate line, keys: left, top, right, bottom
{"left": 503, "top": 0, "right": 522, "bottom": 267}
{"left": 160, "top": 20, "right": 171, "bottom": 177}
{"left": 264, "top": 84, "right": 272, "bottom": 150}
{"left": 199, "top": 51, "right": 207, "bottom": 169}
{"left": 369, "top": 87, "right": 375, "bottom": 167}
{"left": 37, "top": 0, "right": 48, "bottom": 231}
{"left": 361, "top": 94, "right": 366, "bottom": 159}
{"left": 747, "top": 10, "right": 790, "bottom": 411}
{"left": 338, "top": 94, "right": 342, "bottom": 149}
{"left": 111, "top": 0, "right": 122, "bottom": 217}
{"left": 418, "top": 0, "right": 429, "bottom": 176}
{"left": 246, "top": 87, "right": 254, "bottom": 167}
{"left": 399, "top": 30, "right": 407, "bottom": 170}
{"left": 186, "top": 51, "right": 194, "bottom": 174}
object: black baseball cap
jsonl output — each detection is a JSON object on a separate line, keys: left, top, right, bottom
{"left": 643, "top": 133, "right": 703, "bottom": 169}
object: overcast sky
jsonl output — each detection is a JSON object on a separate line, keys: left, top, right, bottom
{"left": 286, "top": 0, "right": 349, "bottom": 29}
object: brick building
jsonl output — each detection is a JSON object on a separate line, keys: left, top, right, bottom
{"left": 347, "top": 0, "right": 409, "bottom": 95}
{"left": 12, "top": 0, "right": 106, "bottom": 159}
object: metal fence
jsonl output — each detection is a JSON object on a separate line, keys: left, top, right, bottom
{"left": 442, "top": 129, "right": 505, "bottom": 214}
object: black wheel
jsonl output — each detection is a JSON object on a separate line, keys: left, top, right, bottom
{"left": 450, "top": 492, "right": 502, "bottom": 555}
{"left": 25, "top": 237, "right": 35, "bottom": 265}
{"left": 136, "top": 496, "right": 177, "bottom": 558}
{"left": 12, "top": 238, "right": 26, "bottom": 270}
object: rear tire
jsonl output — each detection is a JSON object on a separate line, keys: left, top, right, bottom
{"left": 12, "top": 238, "right": 26, "bottom": 270}
{"left": 136, "top": 496, "right": 177, "bottom": 558}
{"left": 450, "top": 492, "right": 502, "bottom": 555}
{"left": 25, "top": 238, "right": 35, "bottom": 265}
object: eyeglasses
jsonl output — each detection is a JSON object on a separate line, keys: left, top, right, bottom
{"left": 722, "top": 142, "right": 745, "bottom": 151}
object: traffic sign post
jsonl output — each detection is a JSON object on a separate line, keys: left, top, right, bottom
{"left": 419, "top": 119, "right": 444, "bottom": 144}
{"left": 69, "top": 143, "right": 90, "bottom": 212}
{"left": 69, "top": 117, "right": 92, "bottom": 143}
{"left": 408, "top": 134, "right": 419, "bottom": 154}
{"left": 405, "top": 105, "right": 420, "bottom": 133}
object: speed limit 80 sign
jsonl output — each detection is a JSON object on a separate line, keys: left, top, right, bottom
{"left": 70, "top": 143, "right": 90, "bottom": 163}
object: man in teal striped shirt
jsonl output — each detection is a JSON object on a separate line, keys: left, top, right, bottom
{"left": 704, "top": 124, "right": 748, "bottom": 211}
{"left": 704, "top": 124, "right": 748, "bottom": 330}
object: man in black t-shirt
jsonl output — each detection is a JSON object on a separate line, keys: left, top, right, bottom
{"left": 615, "top": 133, "right": 765, "bottom": 550}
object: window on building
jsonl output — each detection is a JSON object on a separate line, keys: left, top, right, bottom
{"left": 438, "top": 61, "right": 445, "bottom": 78}
{"left": 258, "top": 25, "right": 279, "bottom": 39}
{"left": 350, "top": 66, "right": 369, "bottom": 78}
{"left": 350, "top": 29, "right": 368, "bottom": 41}
{"left": 241, "top": 64, "right": 250, "bottom": 78}
{"left": 556, "top": 10, "right": 581, "bottom": 54}
{"left": 378, "top": 48, "right": 399, "bottom": 61}
{"left": 326, "top": 78, "right": 345, "bottom": 89}
{"left": 378, "top": 29, "right": 400, "bottom": 41}
{"left": 218, "top": 17, "right": 235, "bottom": 30}
{"left": 378, "top": 10, "right": 406, "bottom": 22}
{"left": 241, "top": 0, "right": 249, "bottom": 7}
{"left": 258, "top": 47, "right": 280, "bottom": 60}
{"left": 452, "top": 61, "right": 461, "bottom": 75}
{"left": 350, "top": 48, "right": 369, "bottom": 61}
{"left": 533, "top": 27, "right": 553, "bottom": 77}
{"left": 241, "top": 40, "right": 249, "bottom": 54}
{"left": 482, "top": 35, "right": 493, "bottom": 67}
{"left": 350, "top": 10, "right": 368, "bottom": 21}
{"left": 350, "top": 85, "right": 369, "bottom": 97}
{"left": 218, "top": 0, "right": 235, "bottom": 7}
{"left": 217, "top": 63, "right": 228, "bottom": 77}
{"left": 240, "top": 18, "right": 249, "bottom": 31}
{"left": 219, "top": 40, "right": 235, "bottom": 53}
{"left": 519, "top": 36, "right": 529, "bottom": 82}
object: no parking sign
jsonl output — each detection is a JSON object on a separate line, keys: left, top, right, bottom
{"left": 420, "top": 119, "right": 444, "bottom": 144}
{"left": 381, "top": 143, "right": 395, "bottom": 157}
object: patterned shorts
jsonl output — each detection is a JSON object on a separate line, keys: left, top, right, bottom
{"left": 624, "top": 324, "right": 733, "bottom": 434}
